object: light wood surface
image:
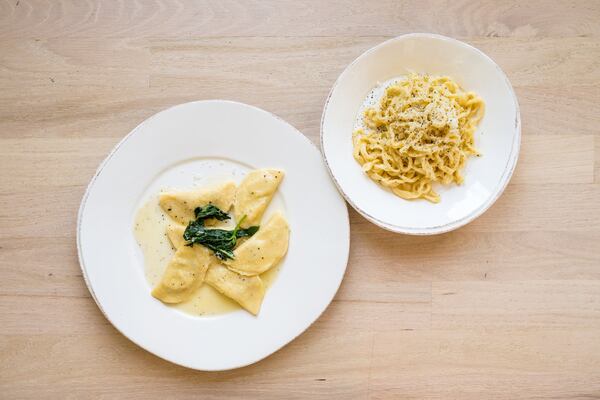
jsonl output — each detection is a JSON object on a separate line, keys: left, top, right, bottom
{"left": 1, "top": 1, "right": 600, "bottom": 398}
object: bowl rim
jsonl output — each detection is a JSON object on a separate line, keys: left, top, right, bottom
{"left": 320, "top": 32, "right": 521, "bottom": 235}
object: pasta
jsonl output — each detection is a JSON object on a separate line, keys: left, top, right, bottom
{"left": 135, "top": 168, "right": 289, "bottom": 316}
{"left": 352, "top": 73, "right": 485, "bottom": 203}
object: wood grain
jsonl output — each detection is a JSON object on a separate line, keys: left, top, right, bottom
{"left": 1, "top": 0, "right": 599, "bottom": 39}
{"left": 1, "top": 1, "right": 600, "bottom": 399}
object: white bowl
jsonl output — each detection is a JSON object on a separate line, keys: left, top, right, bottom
{"left": 321, "top": 33, "right": 520, "bottom": 235}
{"left": 78, "top": 100, "right": 349, "bottom": 370}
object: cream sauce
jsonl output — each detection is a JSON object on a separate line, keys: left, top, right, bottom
{"left": 133, "top": 195, "right": 280, "bottom": 316}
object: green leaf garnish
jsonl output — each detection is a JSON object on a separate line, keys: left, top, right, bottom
{"left": 183, "top": 206, "right": 259, "bottom": 260}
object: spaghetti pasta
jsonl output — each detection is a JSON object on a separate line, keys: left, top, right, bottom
{"left": 352, "top": 73, "right": 485, "bottom": 203}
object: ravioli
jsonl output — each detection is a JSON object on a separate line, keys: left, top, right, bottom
{"left": 142, "top": 171, "right": 288, "bottom": 316}
{"left": 224, "top": 212, "right": 289, "bottom": 276}
{"left": 234, "top": 169, "right": 284, "bottom": 227}
{"left": 151, "top": 245, "right": 212, "bottom": 304}
{"left": 205, "top": 263, "right": 265, "bottom": 315}
{"left": 166, "top": 223, "right": 267, "bottom": 314}
{"left": 166, "top": 224, "right": 186, "bottom": 250}
{"left": 159, "top": 181, "right": 236, "bottom": 225}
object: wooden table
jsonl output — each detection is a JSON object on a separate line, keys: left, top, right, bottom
{"left": 2, "top": 1, "right": 600, "bottom": 398}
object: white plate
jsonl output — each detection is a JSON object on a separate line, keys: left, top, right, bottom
{"left": 77, "top": 100, "right": 349, "bottom": 371}
{"left": 321, "top": 33, "right": 520, "bottom": 234}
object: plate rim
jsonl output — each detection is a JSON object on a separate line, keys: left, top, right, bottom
{"left": 77, "top": 99, "right": 350, "bottom": 370}
{"left": 320, "top": 32, "right": 521, "bottom": 235}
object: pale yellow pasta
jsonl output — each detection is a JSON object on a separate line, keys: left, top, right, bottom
{"left": 352, "top": 73, "right": 485, "bottom": 203}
